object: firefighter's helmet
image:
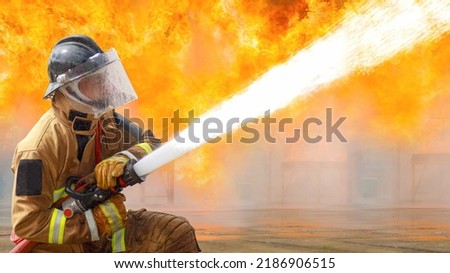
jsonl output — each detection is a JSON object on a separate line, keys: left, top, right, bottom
{"left": 44, "top": 35, "right": 137, "bottom": 117}
{"left": 44, "top": 35, "right": 104, "bottom": 99}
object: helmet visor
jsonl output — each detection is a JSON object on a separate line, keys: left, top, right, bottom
{"left": 58, "top": 49, "right": 137, "bottom": 116}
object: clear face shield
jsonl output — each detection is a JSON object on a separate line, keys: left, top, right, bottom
{"left": 53, "top": 49, "right": 137, "bottom": 117}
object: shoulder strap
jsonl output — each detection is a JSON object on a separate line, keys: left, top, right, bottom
{"left": 113, "top": 111, "right": 143, "bottom": 141}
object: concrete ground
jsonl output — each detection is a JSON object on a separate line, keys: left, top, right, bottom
{"left": 2, "top": 206, "right": 450, "bottom": 253}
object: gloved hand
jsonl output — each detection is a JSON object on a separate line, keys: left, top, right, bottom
{"left": 94, "top": 154, "right": 129, "bottom": 189}
{"left": 92, "top": 193, "right": 127, "bottom": 237}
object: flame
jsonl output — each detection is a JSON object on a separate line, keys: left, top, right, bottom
{"left": 1, "top": 0, "right": 450, "bottom": 206}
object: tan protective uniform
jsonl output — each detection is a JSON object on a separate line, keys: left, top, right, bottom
{"left": 11, "top": 93, "right": 200, "bottom": 253}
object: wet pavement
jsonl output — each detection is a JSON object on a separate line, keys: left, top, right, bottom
{"left": 2, "top": 206, "right": 450, "bottom": 253}
{"left": 190, "top": 208, "right": 450, "bottom": 252}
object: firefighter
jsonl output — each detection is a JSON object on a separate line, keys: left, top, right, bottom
{"left": 10, "top": 35, "right": 201, "bottom": 253}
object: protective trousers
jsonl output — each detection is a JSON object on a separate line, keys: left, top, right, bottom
{"left": 83, "top": 209, "right": 201, "bottom": 253}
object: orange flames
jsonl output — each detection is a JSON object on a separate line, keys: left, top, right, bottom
{"left": 1, "top": 0, "right": 449, "bottom": 198}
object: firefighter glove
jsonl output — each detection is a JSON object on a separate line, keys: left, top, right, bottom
{"left": 95, "top": 154, "right": 129, "bottom": 189}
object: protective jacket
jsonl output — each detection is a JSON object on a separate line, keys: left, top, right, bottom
{"left": 11, "top": 93, "right": 199, "bottom": 252}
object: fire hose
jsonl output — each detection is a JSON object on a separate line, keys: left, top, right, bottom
{"left": 61, "top": 159, "right": 144, "bottom": 218}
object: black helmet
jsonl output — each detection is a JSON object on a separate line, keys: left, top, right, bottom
{"left": 44, "top": 35, "right": 104, "bottom": 99}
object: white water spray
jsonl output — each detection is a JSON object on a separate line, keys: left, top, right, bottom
{"left": 134, "top": 0, "right": 450, "bottom": 177}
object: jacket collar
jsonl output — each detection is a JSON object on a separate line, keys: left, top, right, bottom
{"left": 52, "top": 92, "right": 98, "bottom": 135}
